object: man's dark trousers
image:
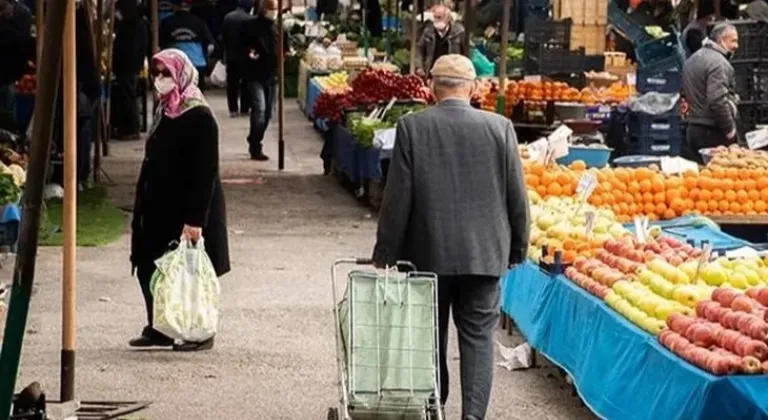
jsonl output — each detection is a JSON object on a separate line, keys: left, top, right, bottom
{"left": 245, "top": 78, "right": 275, "bottom": 156}
{"left": 225, "top": 60, "right": 250, "bottom": 114}
{"left": 438, "top": 275, "right": 500, "bottom": 420}
{"left": 113, "top": 72, "right": 140, "bottom": 136}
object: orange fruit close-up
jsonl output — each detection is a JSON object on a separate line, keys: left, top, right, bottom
{"left": 719, "top": 200, "right": 730, "bottom": 212}
{"left": 639, "top": 179, "right": 652, "bottom": 193}
{"left": 724, "top": 190, "right": 737, "bottom": 202}
{"left": 730, "top": 202, "right": 742, "bottom": 213}
{"left": 757, "top": 177, "right": 768, "bottom": 190}
{"left": 758, "top": 200, "right": 768, "bottom": 213}
{"left": 695, "top": 201, "right": 708, "bottom": 213}
{"left": 526, "top": 174, "right": 541, "bottom": 187}
{"left": 712, "top": 189, "right": 724, "bottom": 201}
{"left": 688, "top": 188, "right": 700, "bottom": 201}
{"left": 699, "top": 189, "right": 712, "bottom": 201}
{"left": 749, "top": 189, "right": 761, "bottom": 201}
{"left": 683, "top": 177, "right": 697, "bottom": 190}
{"left": 548, "top": 183, "right": 563, "bottom": 196}
{"left": 663, "top": 208, "right": 677, "bottom": 219}
{"left": 708, "top": 200, "right": 720, "bottom": 212}
{"left": 651, "top": 177, "right": 665, "bottom": 193}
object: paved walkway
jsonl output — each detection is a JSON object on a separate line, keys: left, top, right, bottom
{"left": 11, "top": 92, "right": 595, "bottom": 419}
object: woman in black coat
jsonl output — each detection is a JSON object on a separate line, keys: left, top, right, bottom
{"left": 130, "top": 48, "right": 230, "bottom": 352}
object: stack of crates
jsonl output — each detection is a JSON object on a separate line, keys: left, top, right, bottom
{"left": 522, "top": 17, "right": 606, "bottom": 76}
{"left": 626, "top": 31, "right": 686, "bottom": 156}
{"left": 731, "top": 20, "right": 768, "bottom": 133}
{"left": 553, "top": 0, "right": 608, "bottom": 54}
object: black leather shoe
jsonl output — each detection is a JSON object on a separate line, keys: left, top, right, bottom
{"left": 250, "top": 152, "right": 269, "bottom": 161}
{"left": 173, "top": 337, "right": 215, "bottom": 352}
{"left": 128, "top": 326, "right": 173, "bottom": 348}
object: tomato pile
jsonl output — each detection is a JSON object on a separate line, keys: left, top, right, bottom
{"left": 15, "top": 73, "right": 36, "bottom": 95}
{"left": 312, "top": 69, "right": 434, "bottom": 124}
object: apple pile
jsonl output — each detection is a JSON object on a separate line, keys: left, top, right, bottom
{"left": 697, "top": 257, "right": 768, "bottom": 290}
{"left": 603, "top": 236, "right": 701, "bottom": 268}
{"left": 607, "top": 281, "right": 691, "bottom": 334}
{"left": 658, "top": 287, "right": 768, "bottom": 375}
{"left": 564, "top": 257, "right": 620, "bottom": 299}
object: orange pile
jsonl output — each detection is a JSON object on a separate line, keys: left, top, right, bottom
{"left": 524, "top": 162, "right": 768, "bottom": 222}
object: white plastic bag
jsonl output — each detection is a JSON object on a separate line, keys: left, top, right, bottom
{"left": 210, "top": 61, "right": 227, "bottom": 87}
{"left": 150, "top": 239, "right": 221, "bottom": 342}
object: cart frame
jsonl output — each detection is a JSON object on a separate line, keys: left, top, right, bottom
{"left": 328, "top": 258, "right": 444, "bottom": 420}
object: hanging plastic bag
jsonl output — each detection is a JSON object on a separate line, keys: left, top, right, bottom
{"left": 627, "top": 92, "right": 680, "bottom": 115}
{"left": 150, "top": 239, "right": 221, "bottom": 342}
{"left": 470, "top": 48, "right": 496, "bottom": 77}
{"left": 210, "top": 61, "right": 227, "bottom": 87}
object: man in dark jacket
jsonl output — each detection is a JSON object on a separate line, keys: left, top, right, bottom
{"left": 220, "top": 0, "right": 253, "bottom": 117}
{"left": 417, "top": 4, "right": 466, "bottom": 76}
{"left": 113, "top": 0, "right": 149, "bottom": 139}
{"left": 682, "top": 3, "right": 715, "bottom": 57}
{"left": 0, "top": 0, "right": 33, "bottom": 120}
{"left": 240, "top": 0, "right": 287, "bottom": 161}
{"left": 682, "top": 23, "right": 740, "bottom": 163}
{"left": 372, "top": 54, "right": 530, "bottom": 420}
{"left": 159, "top": 0, "right": 216, "bottom": 90}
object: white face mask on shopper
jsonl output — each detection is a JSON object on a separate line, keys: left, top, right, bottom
{"left": 154, "top": 76, "right": 175, "bottom": 96}
{"left": 265, "top": 10, "right": 278, "bottom": 20}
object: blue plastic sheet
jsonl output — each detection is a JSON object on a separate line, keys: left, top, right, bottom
{"left": 622, "top": 215, "right": 749, "bottom": 251}
{"left": 330, "top": 126, "right": 383, "bottom": 183}
{"left": 502, "top": 262, "right": 768, "bottom": 420}
{"left": 2, "top": 204, "right": 20, "bottom": 223}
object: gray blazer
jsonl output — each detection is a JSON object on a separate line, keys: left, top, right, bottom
{"left": 372, "top": 99, "right": 530, "bottom": 277}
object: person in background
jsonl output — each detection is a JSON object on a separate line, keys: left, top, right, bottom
{"left": 240, "top": 0, "right": 287, "bottom": 161}
{"left": 372, "top": 54, "right": 530, "bottom": 420}
{"left": 158, "top": 0, "right": 174, "bottom": 21}
{"left": 682, "top": 23, "right": 740, "bottom": 163}
{"left": 0, "top": 0, "right": 33, "bottom": 122}
{"left": 130, "top": 49, "right": 230, "bottom": 351}
{"left": 159, "top": 0, "right": 216, "bottom": 90}
{"left": 113, "top": 0, "right": 149, "bottom": 140}
{"left": 744, "top": 0, "right": 768, "bottom": 21}
{"left": 220, "top": 0, "right": 254, "bottom": 118}
{"left": 416, "top": 4, "right": 466, "bottom": 77}
{"left": 682, "top": 1, "right": 715, "bottom": 57}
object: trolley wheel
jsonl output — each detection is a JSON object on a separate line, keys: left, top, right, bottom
{"left": 327, "top": 407, "right": 339, "bottom": 420}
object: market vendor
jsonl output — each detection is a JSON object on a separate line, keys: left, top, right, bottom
{"left": 416, "top": 4, "right": 466, "bottom": 77}
{"left": 681, "top": 23, "right": 740, "bottom": 163}
{"left": 682, "top": 2, "right": 715, "bottom": 57}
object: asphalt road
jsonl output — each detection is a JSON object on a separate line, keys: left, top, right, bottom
{"left": 10, "top": 93, "right": 596, "bottom": 420}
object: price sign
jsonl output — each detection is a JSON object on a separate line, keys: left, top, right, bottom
{"left": 585, "top": 211, "right": 595, "bottom": 238}
{"left": 547, "top": 125, "right": 572, "bottom": 159}
{"left": 746, "top": 128, "right": 768, "bottom": 150}
{"left": 633, "top": 216, "right": 649, "bottom": 244}
{"left": 575, "top": 172, "right": 598, "bottom": 202}
{"left": 694, "top": 242, "right": 713, "bottom": 283}
{"left": 527, "top": 138, "right": 549, "bottom": 164}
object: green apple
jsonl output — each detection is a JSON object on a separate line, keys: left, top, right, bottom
{"left": 654, "top": 301, "right": 677, "bottom": 321}
{"left": 536, "top": 214, "right": 556, "bottom": 231}
{"left": 613, "top": 280, "right": 632, "bottom": 297}
{"left": 672, "top": 285, "right": 700, "bottom": 308}
{"left": 700, "top": 263, "right": 728, "bottom": 286}
{"left": 734, "top": 266, "right": 761, "bottom": 286}
{"left": 716, "top": 257, "right": 734, "bottom": 270}
{"left": 678, "top": 261, "right": 699, "bottom": 282}
{"left": 649, "top": 276, "right": 675, "bottom": 299}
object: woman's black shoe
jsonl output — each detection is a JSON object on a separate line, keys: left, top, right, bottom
{"left": 172, "top": 337, "right": 215, "bottom": 352}
{"left": 128, "top": 326, "right": 174, "bottom": 348}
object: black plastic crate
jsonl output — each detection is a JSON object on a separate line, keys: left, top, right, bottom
{"left": 636, "top": 66, "right": 682, "bottom": 94}
{"left": 583, "top": 55, "right": 606, "bottom": 72}
{"left": 524, "top": 45, "right": 586, "bottom": 74}
{"left": 608, "top": 0, "right": 653, "bottom": 45}
{"left": 730, "top": 20, "right": 768, "bottom": 62}
{"left": 733, "top": 62, "right": 768, "bottom": 102}
{"left": 629, "top": 107, "right": 682, "bottom": 138}
{"left": 524, "top": 17, "right": 572, "bottom": 45}
{"left": 628, "top": 132, "right": 682, "bottom": 156}
{"left": 738, "top": 102, "right": 768, "bottom": 133}
{"left": 635, "top": 32, "right": 685, "bottom": 71}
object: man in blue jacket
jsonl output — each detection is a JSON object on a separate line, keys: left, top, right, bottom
{"left": 159, "top": 0, "right": 216, "bottom": 89}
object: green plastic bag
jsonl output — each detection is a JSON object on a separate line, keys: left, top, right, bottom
{"left": 150, "top": 239, "right": 221, "bottom": 342}
{"left": 471, "top": 48, "right": 496, "bottom": 77}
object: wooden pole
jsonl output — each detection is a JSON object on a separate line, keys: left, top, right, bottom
{"left": 497, "top": 0, "right": 511, "bottom": 115}
{"left": 0, "top": 0, "right": 68, "bottom": 415}
{"left": 409, "top": 2, "right": 418, "bottom": 73}
{"left": 151, "top": 0, "right": 160, "bottom": 54}
{"left": 94, "top": 0, "right": 105, "bottom": 183}
{"left": 103, "top": 0, "right": 116, "bottom": 156}
{"left": 278, "top": 0, "right": 285, "bottom": 170}
{"left": 61, "top": 0, "right": 78, "bottom": 403}
{"left": 35, "top": 0, "right": 44, "bottom": 63}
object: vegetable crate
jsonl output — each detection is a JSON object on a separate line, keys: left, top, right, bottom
{"left": 553, "top": 0, "right": 608, "bottom": 25}
{"left": 636, "top": 66, "right": 682, "bottom": 94}
{"left": 733, "top": 62, "right": 768, "bottom": 103}
{"left": 570, "top": 24, "right": 607, "bottom": 55}
{"left": 607, "top": 0, "right": 653, "bottom": 45}
{"left": 635, "top": 32, "right": 685, "bottom": 72}
{"left": 524, "top": 45, "right": 587, "bottom": 75}
{"left": 627, "top": 107, "right": 683, "bottom": 156}
{"left": 523, "top": 17, "right": 572, "bottom": 46}
{"left": 729, "top": 20, "right": 768, "bottom": 63}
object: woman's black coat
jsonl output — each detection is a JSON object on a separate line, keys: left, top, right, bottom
{"left": 131, "top": 106, "right": 231, "bottom": 277}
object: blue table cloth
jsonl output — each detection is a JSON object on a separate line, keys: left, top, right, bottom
{"left": 502, "top": 261, "right": 768, "bottom": 420}
{"left": 331, "top": 125, "right": 383, "bottom": 184}
{"left": 623, "top": 215, "right": 749, "bottom": 251}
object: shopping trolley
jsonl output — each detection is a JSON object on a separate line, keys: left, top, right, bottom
{"left": 327, "top": 258, "right": 444, "bottom": 420}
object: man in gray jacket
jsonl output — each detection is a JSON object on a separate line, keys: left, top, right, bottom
{"left": 681, "top": 23, "right": 739, "bottom": 163}
{"left": 372, "top": 54, "right": 530, "bottom": 420}
{"left": 417, "top": 5, "right": 467, "bottom": 77}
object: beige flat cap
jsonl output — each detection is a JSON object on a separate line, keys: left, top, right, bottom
{"left": 430, "top": 54, "right": 477, "bottom": 80}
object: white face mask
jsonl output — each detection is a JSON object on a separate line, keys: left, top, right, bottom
{"left": 434, "top": 21, "right": 447, "bottom": 32}
{"left": 154, "top": 76, "right": 175, "bottom": 96}
{"left": 265, "top": 10, "right": 278, "bottom": 20}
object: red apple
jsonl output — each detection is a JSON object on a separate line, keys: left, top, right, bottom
{"left": 696, "top": 300, "right": 719, "bottom": 318}
{"left": 719, "top": 330, "right": 743, "bottom": 352}
{"left": 713, "top": 288, "right": 740, "bottom": 308}
{"left": 721, "top": 311, "right": 741, "bottom": 330}
{"left": 737, "top": 313, "right": 762, "bottom": 333}
{"left": 732, "top": 296, "right": 756, "bottom": 313}
{"left": 743, "top": 340, "right": 768, "bottom": 361}
{"left": 746, "top": 287, "right": 763, "bottom": 300}
{"left": 686, "top": 323, "right": 715, "bottom": 348}
{"left": 667, "top": 314, "right": 699, "bottom": 335}
{"left": 706, "top": 307, "right": 730, "bottom": 324}
{"left": 757, "top": 289, "right": 768, "bottom": 307}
